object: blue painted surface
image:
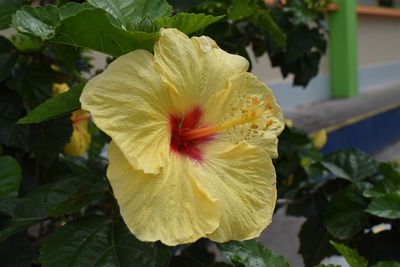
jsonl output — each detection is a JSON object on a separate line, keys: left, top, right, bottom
{"left": 321, "top": 106, "right": 400, "bottom": 154}
{"left": 359, "top": 61, "right": 400, "bottom": 92}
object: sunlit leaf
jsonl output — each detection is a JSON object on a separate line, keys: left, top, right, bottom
{"left": 52, "top": 8, "right": 158, "bottom": 57}
{"left": 365, "top": 192, "right": 400, "bottom": 219}
{"left": 88, "top": 0, "right": 172, "bottom": 31}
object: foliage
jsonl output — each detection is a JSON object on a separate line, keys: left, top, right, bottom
{"left": 276, "top": 126, "right": 400, "bottom": 266}
{"left": 1, "top": 0, "right": 398, "bottom": 266}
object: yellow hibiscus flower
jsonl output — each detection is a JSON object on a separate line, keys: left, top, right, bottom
{"left": 52, "top": 83, "right": 91, "bottom": 156}
{"left": 80, "top": 28, "right": 284, "bottom": 246}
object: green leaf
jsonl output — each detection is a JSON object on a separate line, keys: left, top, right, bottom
{"left": 12, "top": 5, "right": 60, "bottom": 40}
{"left": 44, "top": 175, "right": 107, "bottom": 217}
{"left": 0, "top": 217, "right": 42, "bottom": 243}
{"left": 168, "top": 0, "right": 205, "bottom": 11}
{"left": 0, "top": 184, "right": 52, "bottom": 218}
{"left": 0, "top": 88, "right": 29, "bottom": 149}
{"left": 18, "top": 84, "right": 83, "bottom": 124}
{"left": 0, "top": 36, "right": 18, "bottom": 82}
{"left": 156, "top": 12, "right": 224, "bottom": 35}
{"left": 7, "top": 62, "right": 55, "bottom": 108}
{"left": 371, "top": 262, "right": 400, "bottom": 267}
{"left": 52, "top": 8, "right": 158, "bottom": 57}
{"left": 218, "top": 240, "right": 290, "bottom": 267}
{"left": 365, "top": 192, "right": 400, "bottom": 219}
{"left": 0, "top": 174, "right": 106, "bottom": 219}
{"left": 355, "top": 230, "right": 400, "bottom": 263}
{"left": 364, "top": 163, "right": 400, "bottom": 198}
{"left": 0, "top": 0, "right": 29, "bottom": 30}
{"left": 10, "top": 33, "right": 42, "bottom": 51}
{"left": 11, "top": 3, "right": 93, "bottom": 40}
{"left": 0, "top": 232, "right": 36, "bottom": 266}
{"left": 322, "top": 149, "right": 378, "bottom": 181}
{"left": 299, "top": 215, "right": 336, "bottom": 266}
{"left": 0, "top": 156, "right": 22, "bottom": 197}
{"left": 324, "top": 182, "right": 371, "bottom": 239}
{"left": 255, "top": 10, "right": 285, "bottom": 48}
{"left": 88, "top": 0, "right": 172, "bottom": 31}
{"left": 40, "top": 216, "right": 171, "bottom": 267}
{"left": 228, "top": 0, "right": 257, "bottom": 21}
{"left": 313, "top": 265, "right": 342, "bottom": 267}
{"left": 29, "top": 116, "right": 72, "bottom": 166}
{"left": 330, "top": 241, "right": 368, "bottom": 267}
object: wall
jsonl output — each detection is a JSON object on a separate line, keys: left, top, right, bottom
{"left": 357, "top": 14, "right": 400, "bottom": 92}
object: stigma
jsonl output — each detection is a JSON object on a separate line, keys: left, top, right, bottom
{"left": 169, "top": 98, "right": 275, "bottom": 162}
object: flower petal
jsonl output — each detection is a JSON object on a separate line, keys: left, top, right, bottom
{"left": 202, "top": 141, "right": 277, "bottom": 242}
{"left": 107, "top": 142, "right": 221, "bottom": 246}
{"left": 154, "top": 28, "right": 248, "bottom": 112}
{"left": 204, "top": 72, "right": 284, "bottom": 158}
{"left": 80, "top": 50, "right": 173, "bottom": 174}
{"left": 64, "top": 111, "right": 91, "bottom": 156}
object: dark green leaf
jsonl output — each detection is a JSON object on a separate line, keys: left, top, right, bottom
{"left": 18, "top": 84, "right": 83, "bottom": 124}
{"left": 255, "top": 11, "right": 285, "bottom": 48}
{"left": 218, "top": 240, "right": 290, "bottom": 267}
{"left": 0, "top": 156, "right": 22, "bottom": 197}
{"left": 0, "top": 174, "right": 106, "bottom": 218}
{"left": 40, "top": 216, "right": 171, "bottom": 267}
{"left": 0, "top": 36, "right": 18, "bottom": 81}
{"left": 61, "top": 155, "right": 92, "bottom": 176}
{"left": 169, "top": 256, "right": 206, "bottom": 267}
{"left": 29, "top": 116, "right": 72, "bottom": 166}
{"left": 364, "top": 163, "right": 400, "bottom": 198}
{"left": 44, "top": 175, "right": 107, "bottom": 217}
{"left": 11, "top": 3, "right": 93, "bottom": 40}
{"left": 156, "top": 13, "right": 224, "bottom": 35}
{"left": 7, "top": 62, "right": 55, "bottom": 108}
{"left": 52, "top": 8, "right": 158, "bottom": 57}
{"left": 88, "top": 0, "right": 172, "bottom": 31}
{"left": 228, "top": 0, "right": 256, "bottom": 21}
{"left": 0, "top": 87, "right": 29, "bottom": 148}
{"left": 365, "top": 192, "right": 400, "bottom": 219}
{"left": 0, "top": 232, "right": 36, "bottom": 266}
{"left": 330, "top": 241, "right": 368, "bottom": 267}
{"left": 371, "top": 262, "right": 400, "bottom": 267}
{"left": 0, "top": 184, "right": 51, "bottom": 218}
{"left": 313, "top": 265, "right": 342, "bottom": 267}
{"left": 299, "top": 215, "right": 336, "bottom": 266}
{"left": 355, "top": 230, "right": 400, "bottom": 263}
{"left": 168, "top": 0, "right": 205, "bottom": 11}
{"left": 208, "top": 263, "right": 233, "bottom": 267}
{"left": 324, "top": 182, "right": 371, "bottom": 239}
{"left": 322, "top": 149, "right": 378, "bottom": 181}
{"left": 0, "top": 0, "right": 29, "bottom": 30}
{"left": 0, "top": 217, "right": 42, "bottom": 243}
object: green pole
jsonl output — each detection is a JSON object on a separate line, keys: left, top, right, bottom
{"left": 328, "top": 0, "right": 358, "bottom": 98}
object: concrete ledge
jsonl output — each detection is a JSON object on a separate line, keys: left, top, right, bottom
{"left": 285, "top": 82, "right": 400, "bottom": 154}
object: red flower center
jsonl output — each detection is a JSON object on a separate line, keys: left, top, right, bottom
{"left": 169, "top": 106, "right": 214, "bottom": 162}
